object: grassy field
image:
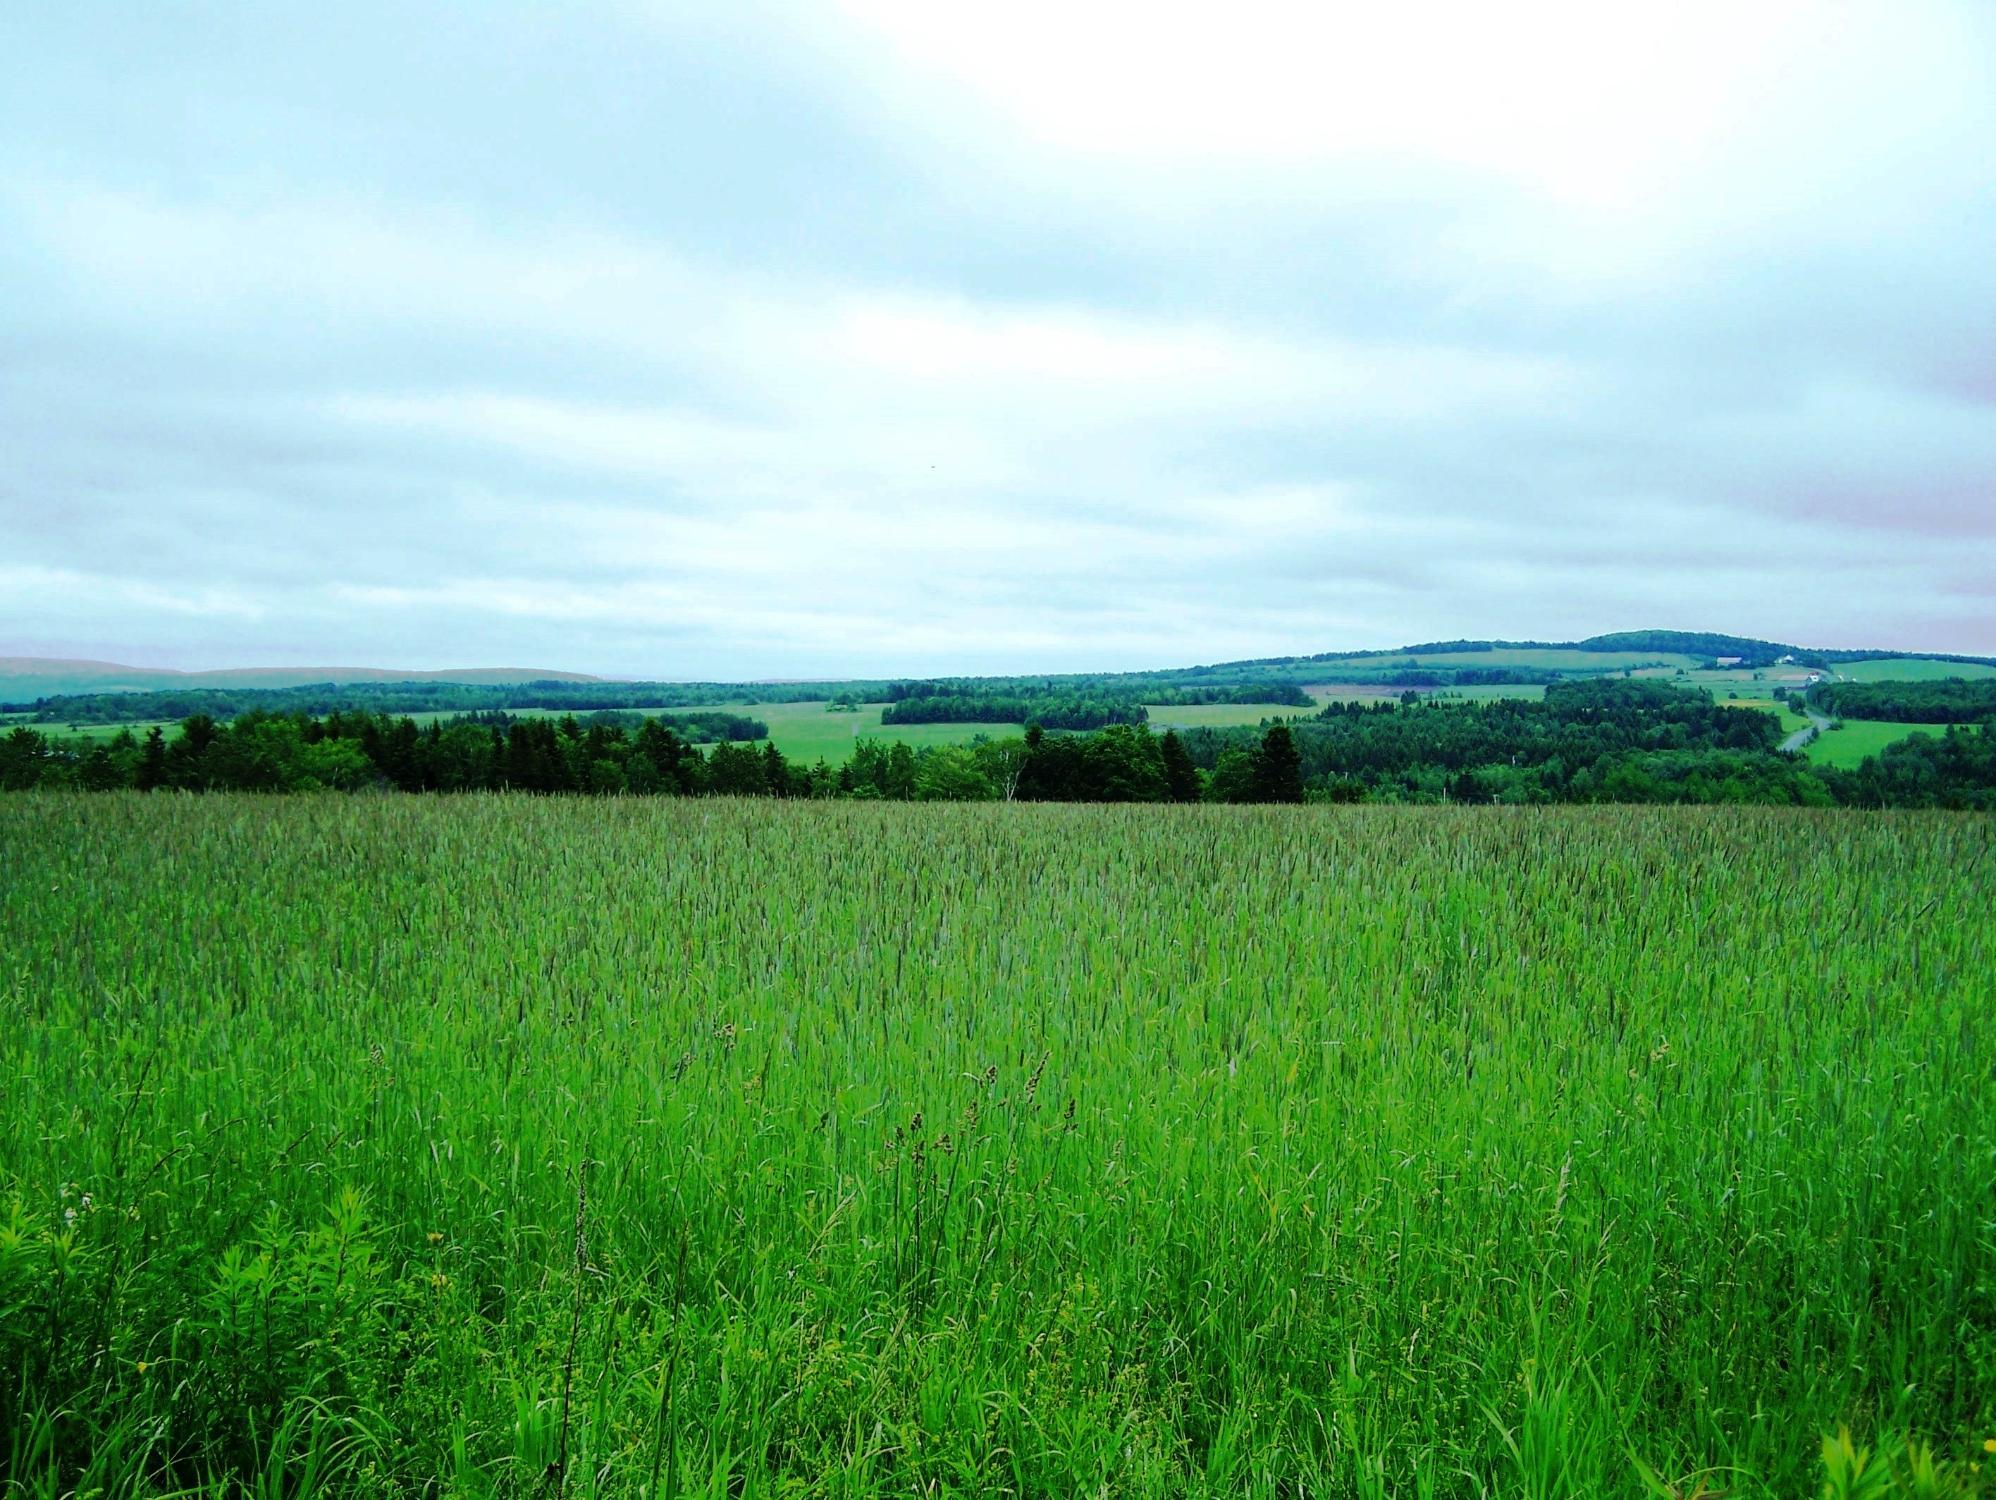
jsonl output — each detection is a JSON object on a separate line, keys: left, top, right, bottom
{"left": 1805, "top": 719, "right": 1936, "bottom": 769}
{"left": 1708, "top": 700, "right": 1937, "bottom": 767}
{"left": 725, "top": 701, "right": 1014, "bottom": 764}
{"left": 2, "top": 794, "right": 1990, "bottom": 1497}
{"left": 1717, "top": 697, "right": 1812, "bottom": 736}
{"left": 12, "top": 704, "right": 1014, "bottom": 766}
{"left": 1833, "top": 657, "right": 1996, "bottom": 682}
{"left": 6, "top": 717, "right": 183, "bottom": 744}
{"left": 748, "top": 701, "right": 1312, "bottom": 756}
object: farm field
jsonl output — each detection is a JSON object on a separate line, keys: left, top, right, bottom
{"left": 1707, "top": 699, "right": 1935, "bottom": 767}
{"left": 1833, "top": 657, "right": 1996, "bottom": 682}
{"left": 5, "top": 717, "right": 183, "bottom": 744}
{"left": 1804, "top": 719, "right": 1935, "bottom": 769}
{"left": 1408, "top": 683, "right": 1550, "bottom": 704}
{"left": 726, "top": 700, "right": 1014, "bottom": 764}
{"left": 2, "top": 795, "right": 1990, "bottom": 1497}
{"left": 1717, "top": 697, "right": 1812, "bottom": 736}
{"left": 360, "top": 702, "right": 997, "bottom": 764}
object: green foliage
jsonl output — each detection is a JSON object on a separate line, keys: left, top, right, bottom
{"left": 3, "top": 795, "right": 1989, "bottom": 1494}
{"left": 1815, "top": 1425, "right": 1991, "bottom": 1499}
{"left": 1249, "top": 724, "right": 1305, "bottom": 803}
{"left": 881, "top": 687, "right": 1148, "bottom": 730}
{"left": 1159, "top": 729, "right": 1201, "bottom": 803}
{"left": 1814, "top": 678, "right": 1996, "bottom": 725}
{"left": 9, "top": 688, "right": 1996, "bottom": 808}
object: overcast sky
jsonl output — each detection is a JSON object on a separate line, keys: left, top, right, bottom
{"left": 4, "top": 2, "right": 1994, "bottom": 677}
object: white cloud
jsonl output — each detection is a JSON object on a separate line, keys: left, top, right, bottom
{"left": 2, "top": 2, "right": 1993, "bottom": 671}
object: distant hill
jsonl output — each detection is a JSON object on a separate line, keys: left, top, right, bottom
{"left": 0, "top": 658, "right": 603, "bottom": 702}
{"left": 7, "top": 631, "right": 1995, "bottom": 722}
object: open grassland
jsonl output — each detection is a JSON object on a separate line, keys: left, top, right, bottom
{"left": 730, "top": 700, "right": 1016, "bottom": 764}
{"left": 11, "top": 718, "right": 183, "bottom": 745}
{"left": 1408, "top": 683, "right": 1550, "bottom": 704}
{"left": 394, "top": 702, "right": 1012, "bottom": 766}
{"left": 1805, "top": 720, "right": 1938, "bottom": 770}
{"left": 1708, "top": 700, "right": 1939, "bottom": 768}
{"left": 1834, "top": 658, "right": 1996, "bottom": 682}
{"left": 2, "top": 795, "right": 1991, "bottom": 1497}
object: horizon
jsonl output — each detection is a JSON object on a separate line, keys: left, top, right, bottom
{"left": 9, "top": 621, "right": 1996, "bottom": 688}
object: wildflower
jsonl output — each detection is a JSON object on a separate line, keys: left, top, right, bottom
{"left": 427, "top": 1231, "right": 443, "bottom": 1244}
{"left": 136, "top": 1361, "right": 149, "bottom": 1375}
{"left": 430, "top": 1272, "right": 449, "bottom": 1289}
{"left": 1985, "top": 1438, "right": 1996, "bottom": 1453}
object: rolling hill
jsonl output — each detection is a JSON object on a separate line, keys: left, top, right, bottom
{"left": 0, "top": 657, "right": 601, "bottom": 702}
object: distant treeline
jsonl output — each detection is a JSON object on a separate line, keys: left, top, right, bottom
{"left": 0, "top": 710, "right": 1292, "bottom": 803}
{"left": 8, "top": 680, "right": 1995, "bottom": 808}
{"left": 7, "top": 679, "right": 846, "bottom": 724}
{"left": 43, "top": 629, "right": 1991, "bottom": 727}
{"left": 1812, "top": 679, "right": 1996, "bottom": 725}
{"left": 880, "top": 695, "right": 1146, "bottom": 730}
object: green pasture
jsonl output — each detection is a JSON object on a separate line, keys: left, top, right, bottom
{"left": 2, "top": 796, "right": 1990, "bottom": 1495}
{"left": 1717, "top": 697, "right": 1812, "bottom": 736}
{"left": 1804, "top": 719, "right": 1937, "bottom": 769}
{"left": 1832, "top": 657, "right": 1996, "bottom": 682}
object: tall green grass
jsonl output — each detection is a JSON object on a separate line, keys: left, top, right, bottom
{"left": 1, "top": 794, "right": 1990, "bottom": 1496}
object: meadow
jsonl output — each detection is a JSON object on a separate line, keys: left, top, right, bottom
{"left": 2, "top": 793, "right": 1990, "bottom": 1497}
{"left": 397, "top": 701, "right": 1302, "bottom": 765}
{"left": 1716, "top": 698, "right": 1813, "bottom": 736}
{"left": 1834, "top": 659, "right": 1996, "bottom": 683}
{"left": 1806, "top": 720, "right": 1938, "bottom": 770}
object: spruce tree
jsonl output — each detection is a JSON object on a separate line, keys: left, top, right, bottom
{"left": 1160, "top": 730, "right": 1201, "bottom": 802}
{"left": 137, "top": 726, "right": 167, "bottom": 791}
{"left": 1249, "top": 724, "right": 1305, "bottom": 803}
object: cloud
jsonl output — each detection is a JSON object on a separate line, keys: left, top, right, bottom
{"left": 2, "top": 0, "right": 1994, "bottom": 673}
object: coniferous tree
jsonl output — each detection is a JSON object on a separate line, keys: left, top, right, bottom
{"left": 1160, "top": 730, "right": 1200, "bottom": 802}
{"left": 137, "top": 726, "right": 167, "bottom": 791}
{"left": 762, "top": 740, "right": 791, "bottom": 797}
{"left": 1249, "top": 724, "right": 1305, "bottom": 803}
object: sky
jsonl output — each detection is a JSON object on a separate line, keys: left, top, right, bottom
{"left": 3, "top": 2, "right": 1994, "bottom": 678}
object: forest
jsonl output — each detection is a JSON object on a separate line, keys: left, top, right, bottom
{"left": 1812, "top": 677, "right": 1996, "bottom": 723}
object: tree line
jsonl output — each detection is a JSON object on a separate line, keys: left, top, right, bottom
{"left": 879, "top": 693, "right": 1149, "bottom": 730}
{"left": 0, "top": 710, "right": 1305, "bottom": 803}
{"left": 1811, "top": 678, "right": 1996, "bottom": 725}
{"left": 5, "top": 682, "right": 1994, "bottom": 807}
{"left": 9, "top": 680, "right": 832, "bottom": 726}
